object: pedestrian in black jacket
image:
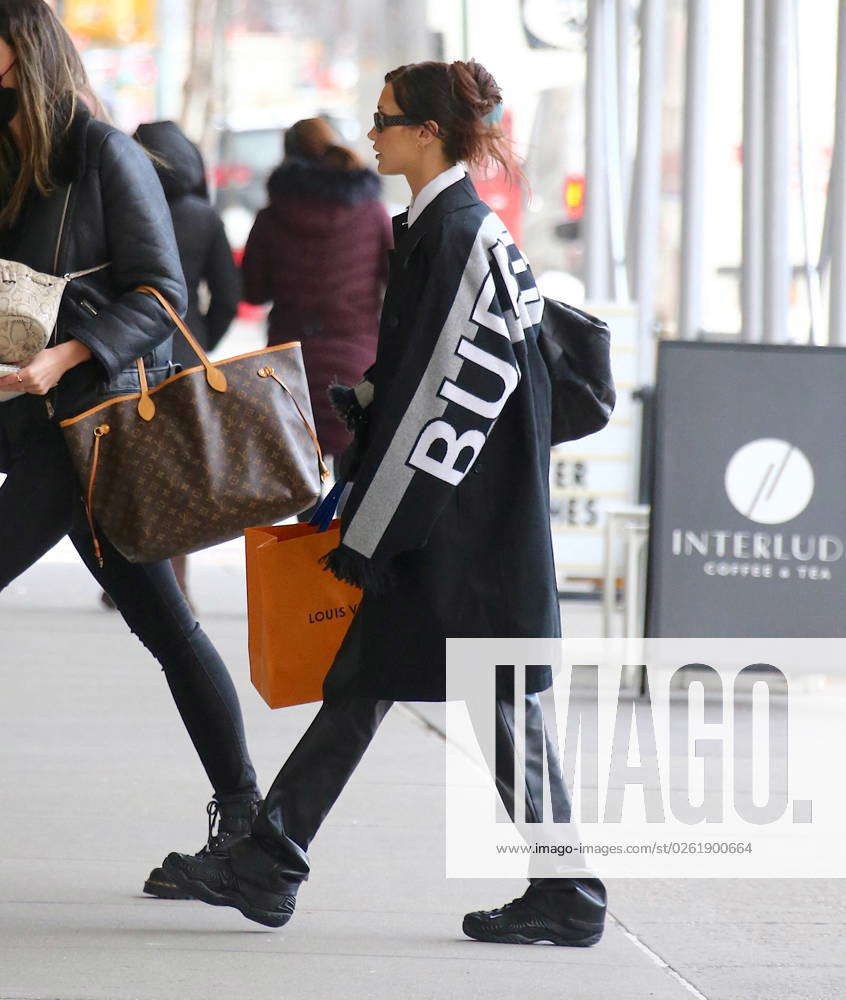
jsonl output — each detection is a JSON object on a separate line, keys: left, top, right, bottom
{"left": 133, "top": 121, "right": 240, "bottom": 370}
{"left": 0, "top": 0, "right": 261, "bottom": 889}
{"left": 131, "top": 120, "right": 241, "bottom": 603}
{"left": 163, "top": 59, "right": 607, "bottom": 944}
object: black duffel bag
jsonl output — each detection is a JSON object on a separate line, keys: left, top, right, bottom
{"left": 538, "top": 298, "right": 616, "bottom": 445}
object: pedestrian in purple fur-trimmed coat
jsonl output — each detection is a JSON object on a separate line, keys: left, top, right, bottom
{"left": 240, "top": 118, "right": 392, "bottom": 461}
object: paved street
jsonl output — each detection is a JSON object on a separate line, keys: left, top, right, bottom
{"left": 1, "top": 550, "right": 844, "bottom": 1000}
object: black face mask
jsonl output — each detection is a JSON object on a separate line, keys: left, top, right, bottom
{"left": 0, "top": 58, "right": 18, "bottom": 127}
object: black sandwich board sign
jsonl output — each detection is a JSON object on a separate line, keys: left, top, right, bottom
{"left": 646, "top": 340, "right": 846, "bottom": 637}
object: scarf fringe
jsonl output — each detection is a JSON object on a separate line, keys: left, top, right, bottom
{"left": 321, "top": 544, "right": 392, "bottom": 596}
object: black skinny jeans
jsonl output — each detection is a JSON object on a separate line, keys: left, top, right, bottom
{"left": 0, "top": 396, "right": 258, "bottom": 803}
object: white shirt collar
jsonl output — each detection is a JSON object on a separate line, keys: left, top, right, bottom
{"left": 406, "top": 164, "right": 466, "bottom": 228}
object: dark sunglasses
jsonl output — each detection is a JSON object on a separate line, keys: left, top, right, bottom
{"left": 372, "top": 111, "right": 418, "bottom": 133}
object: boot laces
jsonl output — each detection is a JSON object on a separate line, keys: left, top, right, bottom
{"left": 195, "top": 796, "right": 261, "bottom": 857}
{"left": 196, "top": 800, "right": 222, "bottom": 857}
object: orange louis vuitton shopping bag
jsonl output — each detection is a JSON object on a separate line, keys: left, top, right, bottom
{"left": 245, "top": 518, "right": 362, "bottom": 709}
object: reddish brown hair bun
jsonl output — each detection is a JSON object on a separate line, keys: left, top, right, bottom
{"left": 385, "top": 60, "right": 517, "bottom": 181}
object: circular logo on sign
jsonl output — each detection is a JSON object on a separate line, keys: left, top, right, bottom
{"left": 724, "top": 439, "right": 814, "bottom": 525}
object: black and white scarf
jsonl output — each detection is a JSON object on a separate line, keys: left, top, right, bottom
{"left": 325, "top": 205, "right": 543, "bottom": 593}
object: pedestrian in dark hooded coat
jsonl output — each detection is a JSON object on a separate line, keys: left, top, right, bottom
{"left": 128, "top": 121, "right": 242, "bottom": 603}
{"left": 133, "top": 121, "right": 240, "bottom": 370}
{"left": 240, "top": 118, "right": 392, "bottom": 460}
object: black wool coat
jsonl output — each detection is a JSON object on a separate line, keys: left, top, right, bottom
{"left": 0, "top": 105, "right": 187, "bottom": 422}
{"left": 134, "top": 121, "right": 240, "bottom": 368}
{"left": 324, "top": 175, "right": 558, "bottom": 703}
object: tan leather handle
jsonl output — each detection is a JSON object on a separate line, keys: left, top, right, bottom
{"left": 258, "top": 366, "right": 330, "bottom": 481}
{"left": 85, "top": 423, "right": 110, "bottom": 568}
{"left": 136, "top": 358, "right": 155, "bottom": 420}
{"left": 134, "top": 285, "right": 228, "bottom": 400}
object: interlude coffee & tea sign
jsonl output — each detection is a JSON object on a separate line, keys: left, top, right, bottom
{"left": 646, "top": 341, "right": 846, "bottom": 637}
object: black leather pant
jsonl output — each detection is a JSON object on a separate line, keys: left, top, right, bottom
{"left": 237, "top": 691, "right": 606, "bottom": 914}
{"left": 0, "top": 395, "right": 259, "bottom": 802}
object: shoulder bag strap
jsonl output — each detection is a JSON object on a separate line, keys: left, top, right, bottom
{"left": 135, "top": 284, "right": 228, "bottom": 392}
{"left": 134, "top": 284, "right": 328, "bottom": 479}
{"left": 53, "top": 185, "right": 73, "bottom": 275}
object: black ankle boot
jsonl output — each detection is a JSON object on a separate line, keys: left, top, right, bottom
{"left": 143, "top": 795, "right": 262, "bottom": 900}
{"left": 162, "top": 836, "right": 300, "bottom": 928}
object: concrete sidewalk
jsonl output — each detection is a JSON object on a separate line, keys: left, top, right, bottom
{"left": 1, "top": 557, "right": 843, "bottom": 1000}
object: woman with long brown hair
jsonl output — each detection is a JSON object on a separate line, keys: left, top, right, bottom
{"left": 163, "top": 59, "right": 607, "bottom": 946}
{"left": 0, "top": 0, "right": 261, "bottom": 891}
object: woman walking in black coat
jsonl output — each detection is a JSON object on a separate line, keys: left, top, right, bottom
{"left": 163, "top": 59, "right": 607, "bottom": 943}
{"left": 0, "top": 0, "right": 260, "bottom": 889}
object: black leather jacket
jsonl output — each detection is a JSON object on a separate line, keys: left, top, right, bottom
{"left": 1, "top": 105, "right": 187, "bottom": 420}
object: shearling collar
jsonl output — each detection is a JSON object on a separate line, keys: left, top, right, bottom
{"left": 50, "top": 101, "right": 93, "bottom": 185}
{"left": 267, "top": 158, "right": 381, "bottom": 206}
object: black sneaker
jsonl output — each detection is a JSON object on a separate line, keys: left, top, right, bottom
{"left": 163, "top": 848, "right": 297, "bottom": 929}
{"left": 462, "top": 887, "right": 604, "bottom": 947}
{"left": 143, "top": 796, "right": 261, "bottom": 900}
